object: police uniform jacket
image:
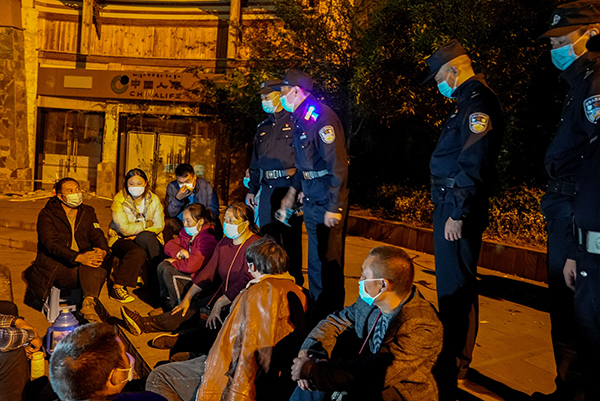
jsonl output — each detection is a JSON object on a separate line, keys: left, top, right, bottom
{"left": 290, "top": 94, "right": 349, "bottom": 215}
{"left": 545, "top": 52, "right": 600, "bottom": 186}
{"left": 430, "top": 74, "right": 504, "bottom": 222}
{"left": 248, "top": 110, "right": 296, "bottom": 196}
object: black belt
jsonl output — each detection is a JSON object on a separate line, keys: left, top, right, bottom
{"left": 578, "top": 228, "right": 600, "bottom": 255}
{"left": 430, "top": 176, "right": 455, "bottom": 188}
{"left": 302, "top": 170, "right": 328, "bottom": 180}
{"left": 263, "top": 168, "right": 296, "bottom": 180}
{"left": 546, "top": 179, "right": 577, "bottom": 197}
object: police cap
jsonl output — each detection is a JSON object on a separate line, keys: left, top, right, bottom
{"left": 273, "top": 69, "right": 314, "bottom": 92}
{"left": 539, "top": 0, "right": 600, "bottom": 39}
{"left": 257, "top": 79, "right": 282, "bottom": 94}
{"left": 423, "top": 39, "right": 467, "bottom": 83}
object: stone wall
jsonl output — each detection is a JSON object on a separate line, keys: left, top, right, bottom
{"left": 0, "top": 27, "right": 31, "bottom": 194}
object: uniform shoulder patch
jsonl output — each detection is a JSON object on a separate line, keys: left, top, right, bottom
{"left": 584, "top": 95, "right": 600, "bottom": 123}
{"left": 469, "top": 112, "right": 490, "bottom": 134}
{"left": 93, "top": 223, "right": 101, "bottom": 229}
{"left": 318, "top": 125, "right": 336, "bottom": 144}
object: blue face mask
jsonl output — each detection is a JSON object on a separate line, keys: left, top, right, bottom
{"left": 243, "top": 177, "right": 250, "bottom": 189}
{"left": 358, "top": 279, "right": 383, "bottom": 306}
{"left": 184, "top": 225, "right": 199, "bottom": 237}
{"left": 551, "top": 34, "right": 589, "bottom": 71}
{"left": 262, "top": 99, "right": 277, "bottom": 114}
{"left": 437, "top": 72, "right": 457, "bottom": 99}
{"left": 280, "top": 90, "right": 296, "bottom": 113}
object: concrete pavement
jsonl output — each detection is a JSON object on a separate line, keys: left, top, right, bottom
{"left": 0, "top": 194, "right": 557, "bottom": 400}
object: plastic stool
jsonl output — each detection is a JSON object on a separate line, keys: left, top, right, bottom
{"left": 43, "top": 286, "right": 80, "bottom": 323}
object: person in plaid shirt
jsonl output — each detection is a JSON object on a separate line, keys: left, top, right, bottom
{"left": 0, "top": 312, "right": 43, "bottom": 399}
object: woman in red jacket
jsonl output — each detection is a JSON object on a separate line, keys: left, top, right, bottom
{"left": 157, "top": 203, "right": 219, "bottom": 311}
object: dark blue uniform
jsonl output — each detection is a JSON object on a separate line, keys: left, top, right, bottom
{"left": 541, "top": 52, "right": 600, "bottom": 393}
{"left": 290, "top": 94, "right": 349, "bottom": 318}
{"left": 248, "top": 110, "right": 304, "bottom": 285}
{"left": 430, "top": 74, "right": 503, "bottom": 379}
{"left": 572, "top": 134, "right": 600, "bottom": 400}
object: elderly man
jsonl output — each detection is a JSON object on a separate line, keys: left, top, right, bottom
{"left": 146, "top": 238, "right": 308, "bottom": 401}
{"left": 290, "top": 246, "right": 443, "bottom": 401}
{"left": 49, "top": 323, "right": 167, "bottom": 401}
{"left": 535, "top": 2, "right": 600, "bottom": 399}
{"left": 24, "top": 177, "right": 112, "bottom": 323}
{"left": 423, "top": 40, "right": 504, "bottom": 391}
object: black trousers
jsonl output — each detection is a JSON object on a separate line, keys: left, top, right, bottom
{"left": 111, "top": 231, "right": 163, "bottom": 287}
{"left": 163, "top": 217, "right": 183, "bottom": 243}
{"left": 256, "top": 185, "right": 304, "bottom": 285}
{"left": 573, "top": 250, "right": 600, "bottom": 400}
{"left": 0, "top": 301, "right": 28, "bottom": 401}
{"left": 433, "top": 202, "right": 482, "bottom": 382}
{"left": 541, "top": 192, "right": 580, "bottom": 394}
{"left": 303, "top": 198, "right": 347, "bottom": 322}
{"left": 53, "top": 257, "right": 111, "bottom": 299}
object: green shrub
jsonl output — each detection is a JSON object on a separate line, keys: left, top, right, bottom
{"left": 361, "top": 184, "right": 546, "bottom": 249}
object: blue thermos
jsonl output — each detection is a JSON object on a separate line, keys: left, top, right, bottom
{"left": 46, "top": 309, "right": 79, "bottom": 354}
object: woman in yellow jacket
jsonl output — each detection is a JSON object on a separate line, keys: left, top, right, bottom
{"left": 108, "top": 168, "right": 165, "bottom": 302}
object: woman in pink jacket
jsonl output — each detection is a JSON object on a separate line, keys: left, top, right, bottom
{"left": 157, "top": 203, "right": 219, "bottom": 311}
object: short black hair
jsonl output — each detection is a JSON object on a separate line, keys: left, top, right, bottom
{"left": 175, "top": 163, "right": 195, "bottom": 177}
{"left": 124, "top": 168, "right": 148, "bottom": 198}
{"left": 245, "top": 237, "right": 289, "bottom": 275}
{"left": 49, "top": 323, "right": 126, "bottom": 401}
{"left": 54, "top": 177, "right": 79, "bottom": 195}
{"left": 368, "top": 246, "right": 414, "bottom": 296}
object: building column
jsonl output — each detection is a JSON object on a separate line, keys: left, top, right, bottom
{"left": 97, "top": 103, "right": 119, "bottom": 198}
{"left": 0, "top": 0, "right": 32, "bottom": 194}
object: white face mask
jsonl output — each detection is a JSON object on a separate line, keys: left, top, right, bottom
{"left": 179, "top": 182, "right": 194, "bottom": 191}
{"left": 223, "top": 222, "right": 245, "bottom": 240}
{"left": 128, "top": 186, "right": 145, "bottom": 198}
{"left": 112, "top": 352, "right": 135, "bottom": 384}
{"left": 61, "top": 192, "right": 83, "bottom": 208}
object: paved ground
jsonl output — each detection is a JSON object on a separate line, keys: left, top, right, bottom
{"left": 0, "top": 194, "right": 557, "bottom": 400}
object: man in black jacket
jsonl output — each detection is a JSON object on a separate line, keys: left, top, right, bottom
{"left": 24, "top": 178, "right": 112, "bottom": 323}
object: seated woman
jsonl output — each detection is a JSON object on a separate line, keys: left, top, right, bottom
{"left": 146, "top": 238, "right": 308, "bottom": 401}
{"left": 109, "top": 168, "right": 165, "bottom": 303}
{"left": 157, "top": 203, "right": 219, "bottom": 311}
{"left": 121, "top": 202, "right": 260, "bottom": 349}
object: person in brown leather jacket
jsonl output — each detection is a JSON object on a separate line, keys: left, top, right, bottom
{"left": 146, "top": 238, "right": 308, "bottom": 401}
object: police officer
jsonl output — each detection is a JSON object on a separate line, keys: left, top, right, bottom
{"left": 567, "top": 117, "right": 600, "bottom": 401}
{"left": 245, "top": 80, "right": 304, "bottom": 285}
{"left": 535, "top": 2, "right": 600, "bottom": 399}
{"left": 275, "top": 69, "right": 349, "bottom": 320}
{"left": 424, "top": 40, "right": 504, "bottom": 391}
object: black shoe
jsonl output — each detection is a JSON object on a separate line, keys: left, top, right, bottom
{"left": 121, "top": 306, "right": 144, "bottom": 336}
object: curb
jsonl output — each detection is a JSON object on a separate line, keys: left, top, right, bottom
{"left": 0, "top": 235, "right": 37, "bottom": 253}
{"left": 347, "top": 215, "right": 548, "bottom": 283}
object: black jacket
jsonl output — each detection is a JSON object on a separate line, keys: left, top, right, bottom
{"left": 24, "top": 197, "right": 110, "bottom": 310}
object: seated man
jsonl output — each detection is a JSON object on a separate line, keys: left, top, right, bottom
{"left": 0, "top": 307, "right": 43, "bottom": 401}
{"left": 290, "top": 246, "right": 443, "bottom": 401}
{"left": 146, "top": 238, "right": 308, "bottom": 401}
{"left": 24, "top": 178, "right": 112, "bottom": 323}
{"left": 164, "top": 163, "right": 220, "bottom": 242}
{"left": 49, "top": 323, "right": 167, "bottom": 401}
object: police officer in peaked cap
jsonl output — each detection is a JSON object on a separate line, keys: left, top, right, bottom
{"left": 535, "top": 1, "right": 600, "bottom": 399}
{"left": 274, "top": 69, "right": 349, "bottom": 321}
{"left": 425, "top": 39, "right": 504, "bottom": 396}
{"left": 245, "top": 79, "right": 304, "bottom": 285}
